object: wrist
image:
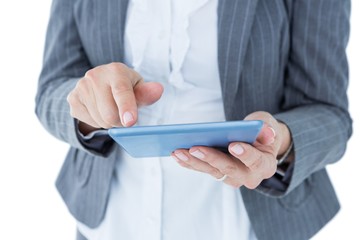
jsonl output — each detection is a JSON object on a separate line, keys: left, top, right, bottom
{"left": 277, "top": 122, "right": 291, "bottom": 156}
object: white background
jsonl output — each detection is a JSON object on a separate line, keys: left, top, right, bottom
{"left": 0, "top": 1, "right": 358, "bottom": 239}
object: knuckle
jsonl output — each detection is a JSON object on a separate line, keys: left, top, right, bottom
{"left": 253, "top": 148, "right": 262, "bottom": 160}
{"left": 66, "top": 92, "right": 75, "bottom": 104}
{"left": 102, "top": 112, "right": 120, "bottom": 125}
{"left": 106, "top": 63, "right": 142, "bottom": 90}
{"left": 206, "top": 157, "right": 216, "bottom": 165}
{"left": 262, "top": 162, "right": 277, "bottom": 179}
{"left": 245, "top": 181, "right": 259, "bottom": 190}
{"left": 187, "top": 159, "right": 203, "bottom": 170}
{"left": 262, "top": 111, "right": 272, "bottom": 119}
{"left": 76, "top": 77, "right": 89, "bottom": 91}
{"left": 177, "top": 161, "right": 187, "bottom": 168}
{"left": 209, "top": 168, "right": 221, "bottom": 177}
{"left": 66, "top": 94, "right": 82, "bottom": 119}
{"left": 257, "top": 111, "right": 272, "bottom": 120}
{"left": 68, "top": 107, "right": 76, "bottom": 118}
{"left": 246, "top": 149, "right": 262, "bottom": 167}
{"left": 246, "top": 184, "right": 257, "bottom": 190}
{"left": 248, "top": 157, "right": 263, "bottom": 171}
{"left": 229, "top": 181, "right": 242, "bottom": 189}
{"left": 84, "top": 68, "right": 96, "bottom": 80}
{"left": 245, "top": 111, "right": 273, "bottom": 123}
{"left": 270, "top": 164, "right": 277, "bottom": 175}
{"left": 179, "top": 161, "right": 192, "bottom": 169}
{"left": 108, "top": 62, "right": 125, "bottom": 71}
{"left": 263, "top": 170, "right": 275, "bottom": 179}
{"left": 67, "top": 92, "right": 81, "bottom": 108}
{"left": 106, "top": 63, "right": 129, "bottom": 77}
{"left": 222, "top": 164, "right": 237, "bottom": 176}
{"left": 69, "top": 108, "right": 85, "bottom": 123}
{"left": 111, "top": 83, "right": 133, "bottom": 96}
{"left": 184, "top": 158, "right": 194, "bottom": 166}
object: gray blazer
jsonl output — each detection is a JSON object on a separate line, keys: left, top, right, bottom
{"left": 36, "top": 0, "right": 352, "bottom": 239}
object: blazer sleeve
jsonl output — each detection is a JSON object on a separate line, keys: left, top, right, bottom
{"left": 35, "top": 0, "right": 113, "bottom": 156}
{"left": 260, "top": 0, "right": 353, "bottom": 196}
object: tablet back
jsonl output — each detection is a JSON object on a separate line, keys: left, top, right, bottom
{"left": 108, "top": 120, "right": 263, "bottom": 158}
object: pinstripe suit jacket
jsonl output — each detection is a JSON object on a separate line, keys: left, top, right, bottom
{"left": 35, "top": 0, "right": 352, "bottom": 239}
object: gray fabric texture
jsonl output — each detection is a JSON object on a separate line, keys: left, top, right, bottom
{"left": 35, "top": 0, "right": 352, "bottom": 239}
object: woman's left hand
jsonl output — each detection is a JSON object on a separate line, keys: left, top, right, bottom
{"left": 172, "top": 111, "right": 292, "bottom": 189}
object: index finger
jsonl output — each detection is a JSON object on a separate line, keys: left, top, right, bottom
{"left": 107, "top": 65, "right": 143, "bottom": 127}
{"left": 189, "top": 146, "right": 248, "bottom": 179}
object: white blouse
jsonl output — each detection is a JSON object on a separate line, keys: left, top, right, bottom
{"left": 77, "top": 0, "right": 257, "bottom": 239}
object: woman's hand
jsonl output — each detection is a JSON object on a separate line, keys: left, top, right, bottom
{"left": 172, "top": 111, "right": 292, "bottom": 189}
{"left": 67, "top": 63, "right": 163, "bottom": 134}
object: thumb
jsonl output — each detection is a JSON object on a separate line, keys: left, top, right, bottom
{"left": 256, "top": 123, "right": 276, "bottom": 146}
{"left": 134, "top": 82, "right": 164, "bottom": 106}
{"left": 244, "top": 111, "right": 277, "bottom": 146}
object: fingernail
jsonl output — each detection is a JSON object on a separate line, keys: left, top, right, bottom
{"left": 175, "top": 152, "right": 189, "bottom": 161}
{"left": 123, "top": 111, "right": 134, "bottom": 126}
{"left": 190, "top": 150, "right": 205, "bottom": 159}
{"left": 230, "top": 144, "right": 244, "bottom": 155}
{"left": 268, "top": 127, "right": 276, "bottom": 144}
{"left": 269, "top": 127, "right": 276, "bottom": 137}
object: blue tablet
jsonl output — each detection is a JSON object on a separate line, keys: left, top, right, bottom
{"left": 108, "top": 120, "right": 263, "bottom": 158}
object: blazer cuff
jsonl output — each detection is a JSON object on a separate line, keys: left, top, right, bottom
{"left": 74, "top": 119, "right": 115, "bottom": 157}
{"left": 257, "top": 159, "right": 294, "bottom": 196}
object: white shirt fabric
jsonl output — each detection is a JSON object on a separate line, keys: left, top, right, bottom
{"left": 77, "top": 0, "right": 257, "bottom": 239}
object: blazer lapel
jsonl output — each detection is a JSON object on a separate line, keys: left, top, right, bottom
{"left": 94, "top": 0, "right": 129, "bottom": 63}
{"left": 93, "top": 0, "right": 257, "bottom": 106}
{"left": 217, "top": 0, "right": 259, "bottom": 116}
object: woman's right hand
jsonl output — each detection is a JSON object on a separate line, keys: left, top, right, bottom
{"left": 67, "top": 62, "right": 163, "bottom": 134}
